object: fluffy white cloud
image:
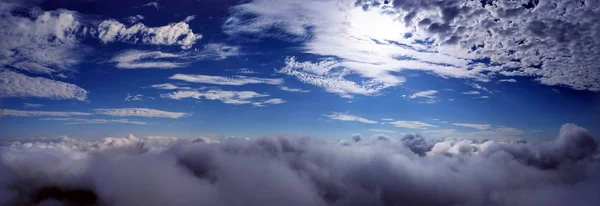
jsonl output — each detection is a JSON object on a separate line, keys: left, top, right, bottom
{"left": 94, "top": 108, "right": 189, "bottom": 119}
{"left": 279, "top": 86, "right": 311, "bottom": 93}
{"left": 452, "top": 123, "right": 492, "bottom": 130}
{"left": 324, "top": 112, "right": 378, "bottom": 124}
{"left": 0, "top": 109, "right": 91, "bottom": 117}
{"left": 162, "top": 90, "right": 275, "bottom": 105}
{"left": 278, "top": 57, "right": 397, "bottom": 98}
{"left": 0, "top": 70, "right": 88, "bottom": 101}
{"left": 224, "top": 0, "right": 600, "bottom": 92}
{"left": 1, "top": 124, "right": 596, "bottom": 206}
{"left": 0, "top": 3, "right": 89, "bottom": 74}
{"left": 170, "top": 74, "right": 283, "bottom": 86}
{"left": 97, "top": 17, "right": 202, "bottom": 49}
{"left": 388, "top": 120, "right": 436, "bottom": 129}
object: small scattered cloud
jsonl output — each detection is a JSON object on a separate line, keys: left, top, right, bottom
{"left": 0, "top": 109, "right": 91, "bottom": 117}
{"left": 252, "top": 98, "right": 286, "bottom": 107}
{"left": 368, "top": 129, "right": 396, "bottom": 133}
{"left": 499, "top": 79, "right": 517, "bottom": 83}
{"left": 324, "top": 112, "right": 378, "bottom": 124}
{"left": 162, "top": 90, "right": 278, "bottom": 106}
{"left": 407, "top": 90, "right": 438, "bottom": 103}
{"left": 23, "top": 103, "right": 43, "bottom": 108}
{"left": 137, "top": 2, "right": 159, "bottom": 9}
{"left": 125, "top": 94, "right": 143, "bottom": 101}
{"left": 94, "top": 108, "right": 189, "bottom": 119}
{"left": 126, "top": 15, "right": 144, "bottom": 24}
{"left": 452, "top": 123, "right": 492, "bottom": 130}
{"left": 388, "top": 121, "right": 436, "bottom": 129}
{"left": 279, "top": 86, "right": 311, "bottom": 93}
{"left": 462, "top": 91, "right": 480, "bottom": 95}
{"left": 169, "top": 74, "right": 283, "bottom": 86}
{"left": 42, "top": 118, "right": 147, "bottom": 125}
{"left": 150, "top": 83, "right": 191, "bottom": 90}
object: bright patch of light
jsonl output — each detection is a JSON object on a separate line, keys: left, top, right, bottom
{"left": 346, "top": 7, "right": 406, "bottom": 42}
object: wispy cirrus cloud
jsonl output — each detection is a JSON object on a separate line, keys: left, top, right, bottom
{"left": 42, "top": 118, "right": 147, "bottom": 125}
{"left": 162, "top": 90, "right": 283, "bottom": 106}
{"left": 169, "top": 74, "right": 283, "bottom": 86}
{"left": 452, "top": 123, "right": 492, "bottom": 130}
{"left": 0, "top": 109, "right": 91, "bottom": 117}
{"left": 324, "top": 112, "right": 377, "bottom": 124}
{"left": 279, "top": 86, "right": 311, "bottom": 93}
{"left": 94, "top": 108, "right": 190, "bottom": 119}
{"left": 150, "top": 83, "right": 192, "bottom": 90}
{"left": 388, "top": 120, "right": 436, "bottom": 129}
{"left": 0, "top": 70, "right": 88, "bottom": 101}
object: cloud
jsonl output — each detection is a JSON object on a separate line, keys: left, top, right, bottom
{"left": 138, "top": 2, "right": 159, "bottom": 9}
{"left": 42, "top": 118, "right": 147, "bottom": 125}
{"left": 324, "top": 112, "right": 377, "bottom": 124}
{"left": 0, "top": 109, "right": 91, "bottom": 117}
{"left": 23, "top": 103, "right": 43, "bottom": 108}
{"left": 162, "top": 90, "right": 275, "bottom": 105}
{"left": 125, "top": 94, "right": 143, "bottom": 101}
{"left": 126, "top": 15, "right": 144, "bottom": 24}
{"left": 0, "top": 70, "right": 88, "bottom": 101}
{"left": 368, "top": 129, "right": 396, "bottom": 133}
{"left": 453, "top": 123, "right": 492, "bottom": 130}
{"left": 224, "top": 0, "right": 600, "bottom": 92}
{"left": 93, "top": 108, "right": 189, "bottom": 119}
{"left": 278, "top": 57, "right": 397, "bottom": 98}
{"left": 499, "top": 79, "right": 517, "bottom": 83}
{"left": 0, "top": 124, "right": 597, "bottom": 206}
{"left": 462, "top": 91, "right": 481, "bottom": 95}
{"left": 97, "top": 17, "right": 202, "bottom": 49}
{"left": 0, "top": 3, "right": 89, "bottom": 74}
{"left": 279, "top": 86, "right": 311, "bottom": 93}
{"left": 252, "top": 98, "right": 286, "bottom": 107}
{"left": 170, "top": 74, "right": 283, "bottom": 86}
{"left": 408, "top": 90, "right": 438, "bottom": 99}
{"left": 388, "top": 120, "right": 436, "bottom": 129}
{"left": 110, "top": 44, "right": 240, "bottom": 69}
{"left": 150, "top": 83, "right": 191, "bottom": 90}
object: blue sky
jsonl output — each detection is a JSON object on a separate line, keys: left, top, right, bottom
{"left": 0, "top": 0, "right": 599, "bottom": 141}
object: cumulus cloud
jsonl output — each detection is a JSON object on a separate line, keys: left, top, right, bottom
{"left": 170, "top": 74, "right": 283, "bottom": 86}
{"left": 97, "top": 17, "right": 202, "bottom": 49}
{"left": 0, "top": 109, "right": 91, "bottom": 117}
{"left": 224, "top": 0, "right": 600, "bottom": 92}
{"left": 324, "top": 112, "right": 378, "bottom": 124}
{"left": 0, "top": 124, "right": 597, "bottom": 206}
{"left": 94, "top": 108, "right": 189, "bottom": 119}
{"left": 0, "top": 70, "right": 88, "bottom": 101}
{"left": 388, "top": 120, "right": 436, "bottom": 129}
{"left": 453, "top": 123, "right": 492, "bottom": 130}
{"left": 162, "top": 90, "right": 281, "bottom": 106}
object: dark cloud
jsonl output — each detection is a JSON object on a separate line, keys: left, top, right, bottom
{"left": 0, "top": 124, "right": 598, "bottom": 206}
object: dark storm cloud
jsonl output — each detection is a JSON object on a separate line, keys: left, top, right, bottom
{"left": 0, "top": 124, "right": 599, "bottom": 206}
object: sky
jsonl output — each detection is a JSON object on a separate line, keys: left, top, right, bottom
{"left": 0, "top": 0, "right": 599, "bottom": 141}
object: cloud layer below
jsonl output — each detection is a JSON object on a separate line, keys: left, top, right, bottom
{"left": 1, "top": 123, "right": 598, "bottom": 206}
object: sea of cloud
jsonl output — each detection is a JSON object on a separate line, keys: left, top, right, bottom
{"left": 0, "top": 123, "right": 598, "bottom": 206}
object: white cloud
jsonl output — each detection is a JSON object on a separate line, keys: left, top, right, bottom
{"left": 0, "top": 109, "right": 91, "bottom": 117}
{"left": 94, "top": 108, "right": 189, "bottom": 119}
{"left": 499, "top": 79, "right": 517, "bottom": 83}
{"left": 42, "top": 117, "right": 147, "bottom": 125}
{"left": 0, "top": 70, "right": 88, "bottom": 101}
{"left": 224, "top": 0, "right": 600, "bottom": 91}
{"left": 23, "top": 103, "right": 43, "bottom": 108}
{"left": 368, "top": 129, "right": 396, "bottom": 133}
{"left": 462, "top": 91, "right": 480, "bottom": 95}
{"left": 477, "top": 96, "right": 490, "bottom": 99}
{"left": 278, "top": 57, "right": 397, "bottom": 98}
{"left": 110, "top": 44, "right": 240, "bottom": 69}
{"left": 452, "top": 123, "right": 492, "bottom": 130}
{"left": 324, "top": 112, "right": 377, "bottom": 124}
{"left": 407, "top": 90, "right": 438, "bottom": 103}
{"left": 279, "top": 86, "right": 311, "bottom": 93}
{"left": 169, "top": 74, "right": 283, "bottom": 86}
{"left": 126, "top": 15, "right": 144, "bottom": 24}
{"left": 381, "top": 118, "right": 394, "bottom": 121}
{"left": 125, "top": 94, "right": 143, "bottom": 101}
{"left": 138, "top": 2, "right": 159, "bottom": 9}
{"left": 97, "top": 17, "right": 202, "bottom": 49}
{"left": 252, "top": 98, "right": 286, "bottom": 107}
{"left": 162, "top": 90, "right": 273, "bottom": 105}
{"left": 150, "top": 83, "right": 191, "bottom": 90}
{"left": 183, "top": 15, "right": 196, "bottom": 23}
{"left": 388, "top": 120, "right": 436, "bottom": 129}
{"left": 0, "top": 3, "right": 89, "bottom": 73}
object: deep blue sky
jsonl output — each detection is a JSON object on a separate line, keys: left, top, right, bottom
{"left": 0, "top": 0, "right": 598, "bottom": 140}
